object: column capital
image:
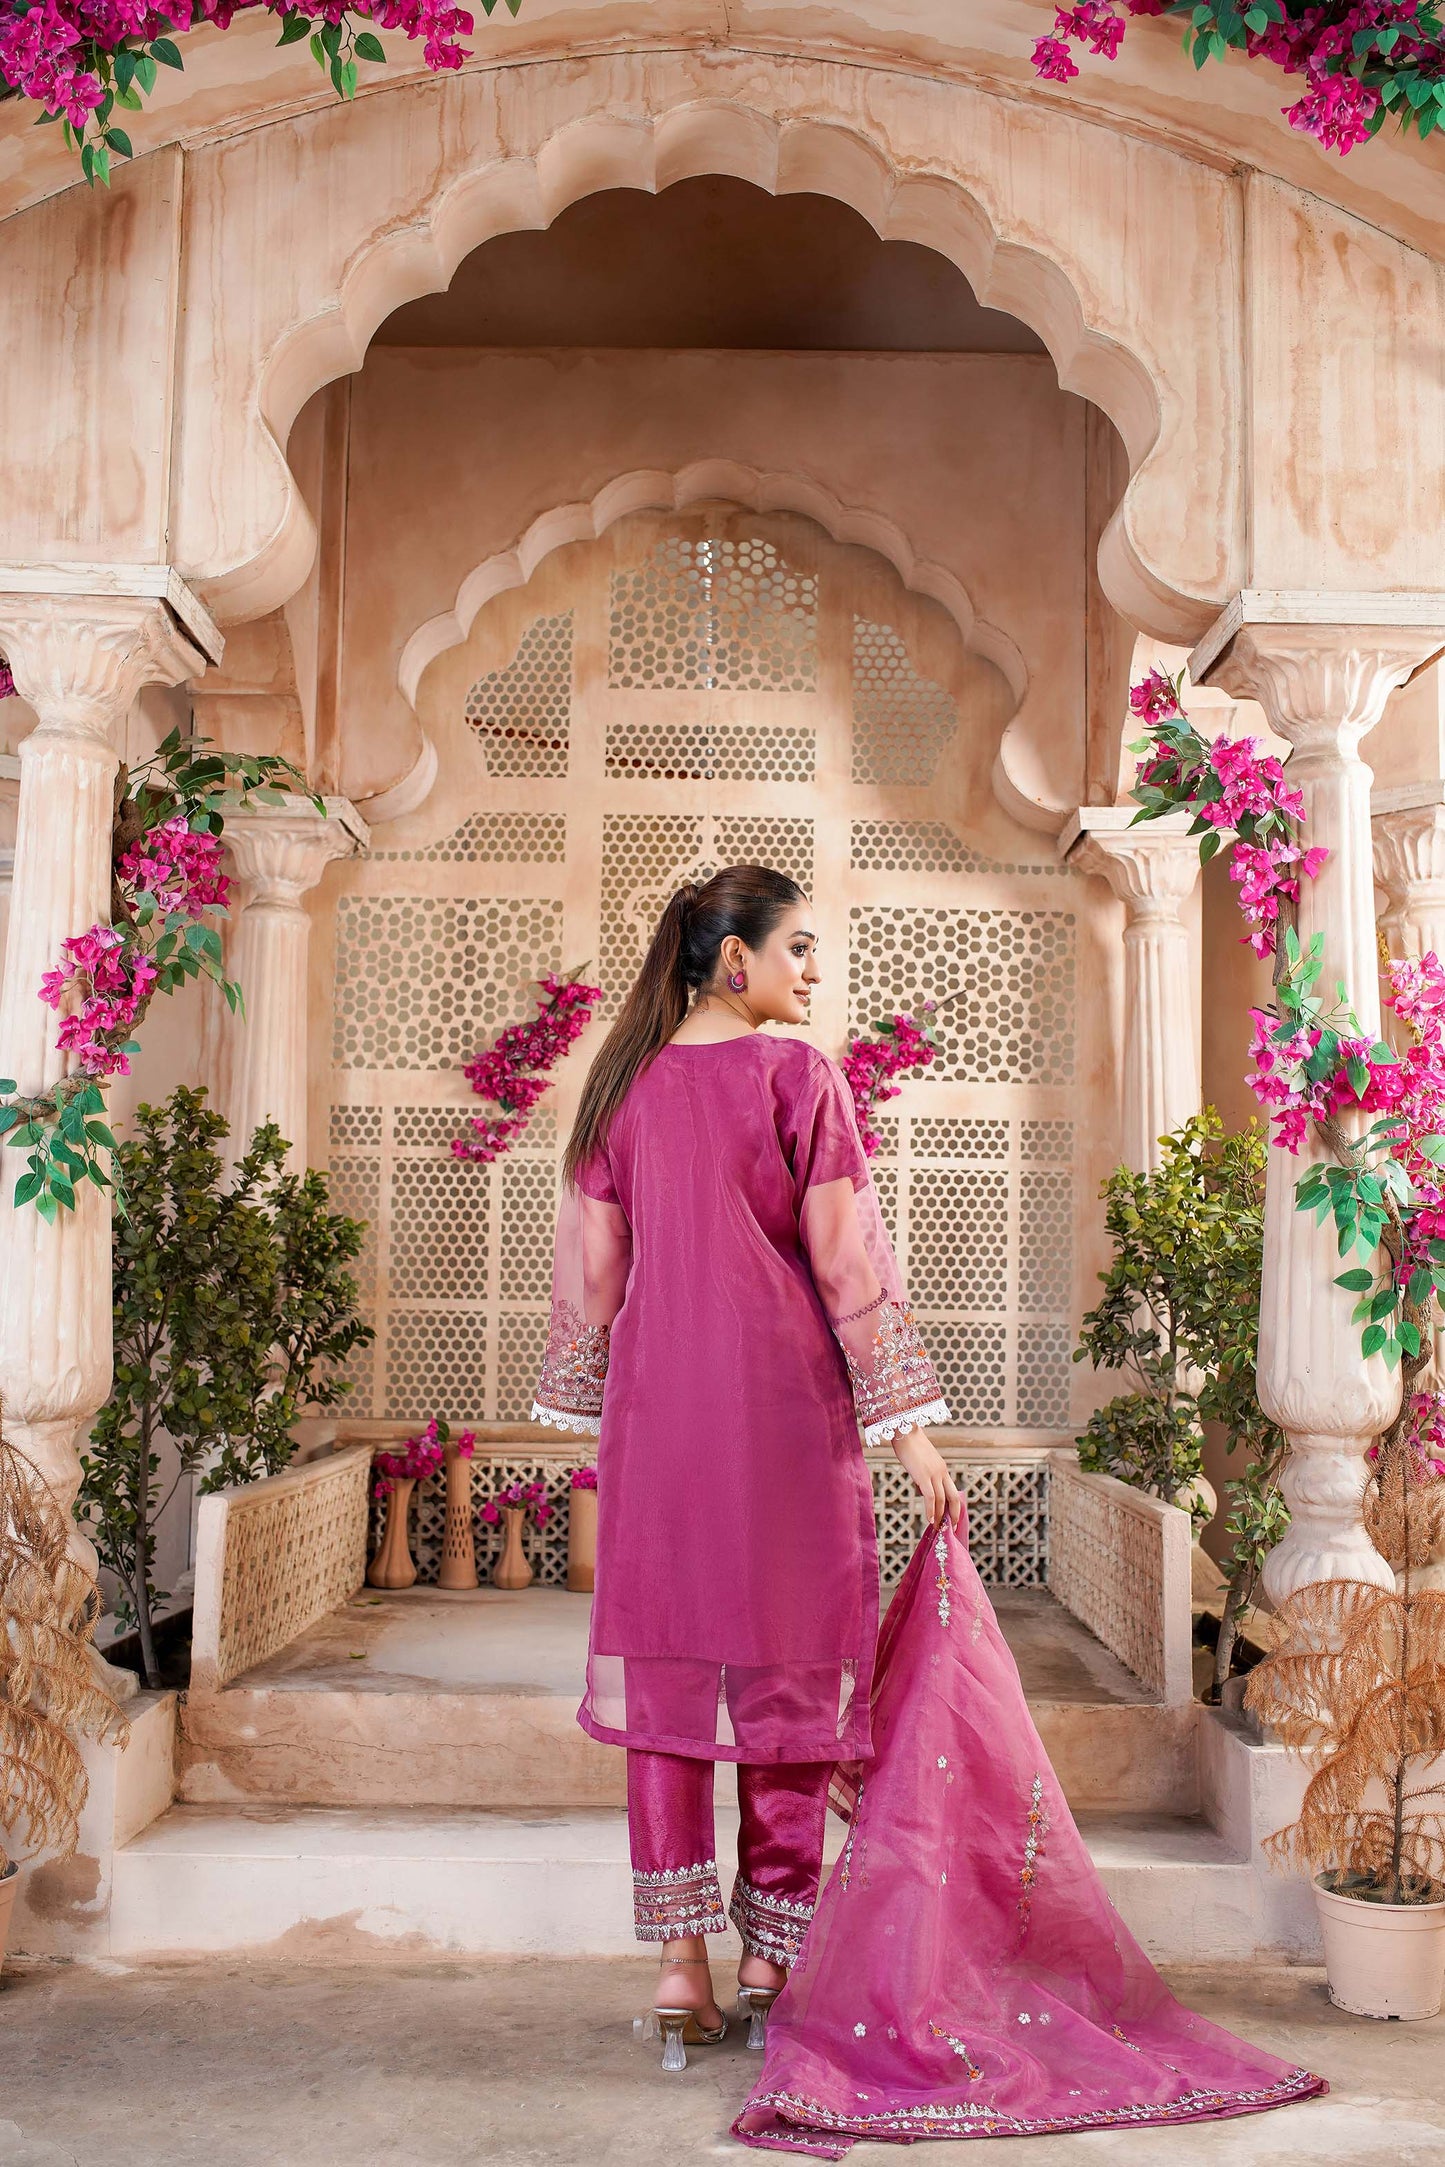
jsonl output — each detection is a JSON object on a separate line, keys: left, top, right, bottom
{"left": 1061, "top": 807, "right": 1202, "bottom": 916}
{"left": 1373, "top": 789, "right": 1445, "bottom": 901}
{"left": 1190, "top": 595, "right": 1445, "bottom": 753}
{"left": 222, "top": 795, "right": 369, "bottom": 905}
{"left": 0, "top": 582, "right": 217, "bottom": 746}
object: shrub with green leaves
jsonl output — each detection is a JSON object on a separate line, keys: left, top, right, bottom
{"left": 81, "top": 1086, "right": 373, "bottom": 1687}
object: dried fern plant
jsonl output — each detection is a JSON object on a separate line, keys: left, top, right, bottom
{"left": 1244, "top": 1429, "right": 1445, "bottom": 1904}
{"left": 0, "top": 1428, "right": 129, "bottom": 1876}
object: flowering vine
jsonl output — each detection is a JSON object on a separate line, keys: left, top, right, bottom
{"left": 0, "top": 729, "right": 314, "bottom": 1219}
{"left": 841, "top": 1005, "right": 939, "bottom": 1157}
{"left": 371, "top": 1415, "right": 472, "bottom": 1497}
{"left": 1033, "top": 0, "right": 1445, "bottom": 156}
{"left": 568, "top": 1463, "right": 597, "bottom": 1491}
{"left": 0, "top": 0, "right": 520, "bottom": 182}
{"left": 452, "top": 970, "right": 601, "bottom": 1165}
{"left": 1127, "top": 665, "right": 1445, "bottom": 1381}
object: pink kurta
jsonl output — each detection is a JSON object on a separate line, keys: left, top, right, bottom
{"left": 534, "top": 1035, "right": 948, "bottom": 1765}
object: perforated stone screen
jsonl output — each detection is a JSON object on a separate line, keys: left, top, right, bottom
{"left": 326, "top": 509, "right": 1092, "bottom": 1438}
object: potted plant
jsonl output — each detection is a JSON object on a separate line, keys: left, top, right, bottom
{"left": 1244, "top": 1405, "right": 1445, "bottom": 2019}
{"left": 567, "top": 1464, "right": 598, "bottom": 1592}
{"left": 480, "top": 1479, "right": 553, "bottom": 1591}
{"left": 0, "top": 1428, "right": 127, "bottom": 1969}
{"left": 368, "top": 1422, "right": 449, "bottom": 1591}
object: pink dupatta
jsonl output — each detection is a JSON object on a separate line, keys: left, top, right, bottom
{"left": 733, "top": 1518, "right": 1325, "bottom": 2155}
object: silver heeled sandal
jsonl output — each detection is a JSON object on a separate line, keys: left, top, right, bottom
{"left": 736, "top": 1982, "right": 782, "bottom": 2050}
{"left": 634, "top": 1956, "right": 728, "bottom": 2071}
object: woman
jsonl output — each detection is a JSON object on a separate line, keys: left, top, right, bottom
{"left": 534, "top": 865, "right": 954, "bottom": 2062}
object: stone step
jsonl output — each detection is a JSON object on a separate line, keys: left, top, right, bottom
{"left": 111, "top": 1804, "right": 1257, "bottom": 1964}
{"left": 176, "top": 1587, "right": 1199, "bottom": 1816}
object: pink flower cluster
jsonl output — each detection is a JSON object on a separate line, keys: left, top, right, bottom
{"left": 117, "top": 816, "right": 229, "bottom": 918}
{"left": 0, "top": 0, "right": 475, "bottom": 134}
{"left": 1130, "top": 668, "right": 1324, "bottom": 959}
{"left": 372, "top": 1418, "right": 474, "bottom": 1497}
{"left": 841, "top": 1006, "right": 937, "bottom": 1157}
{"left": 569, "top": 1464, "right": 598, "bottom": 1491}
{"left": 0, "top": 657, "right": 14, "bottom": 701}
{"left": 1030, "top": 0, "right": 1435, "bottom": 158}
{"left": 480, "top": 1477, "right": 552, "bottom": 1526}
{"left": 453, "top": 973, "right": 601, "bottom": 1164}
{"left": 1247, "top": 950, "right": 1445, "bottom": 1166}
{"left": 1367, "top": 1391, "right": 1445, "bottom": 1486}
{"left": 38, "top": 924, "right": 156, "bottom": 1078}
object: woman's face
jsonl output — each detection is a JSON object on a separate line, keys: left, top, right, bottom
{"left": 721, "top": 903, "right": 821, "bottom": 1026}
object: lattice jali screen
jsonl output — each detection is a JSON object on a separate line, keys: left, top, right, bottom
{"left": 328, "top": 505, "right": 1098, "bottom": 1447}
{"left": 867, "top": 1115, "right": 1076, "bottom": 1431}
{"left": 464, "top": 611, "right": 573, "bottom": 775}
{"left": 332, "top": 897, "right": 563, "bottom": 1070}
{"left": 364, "top": 1445, "right": 1050, "bottom": 1590}
{"left": 849, "top": 906, "right": 1075, "bottom": 1086}
{"left": 609, "top": 536, "right": 818, "bottom": 692}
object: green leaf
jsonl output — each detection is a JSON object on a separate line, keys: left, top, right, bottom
{"left": 1335, "top": 1268, "right": 1374, "bottom": 1292}
{"left": 104, "top": 126, "right": 134, "bottom": 157}
{"left": 12, "top": 1170, "right": 42, "bottom": 1207}
{"left": 1415, "top": 1134, "right": 1445, "bottom": 1164}
{"left": 151, "top": 35, "right": 184, "bottom": 67}
{"left": 1370, "top": 1285, "right": 1400, "bottom": 1322}
{"left": 276, "top": 10, "right": 312, "bottom": 41}
{"left": 135, "top": 51, "right": 157, "bottom": 91}
{"left": 1361, "top": 1322, "right": 1388, "bottom": 1358}
{"left": 354, "top": 29, "right": 385, "bottom": 59}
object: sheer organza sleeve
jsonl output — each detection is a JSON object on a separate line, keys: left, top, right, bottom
{"left": 787, "top": 1053, "right": 950, "bottom": 1448}
{"left": 532, "top": 1153, "right": 632, "bottom": 1437}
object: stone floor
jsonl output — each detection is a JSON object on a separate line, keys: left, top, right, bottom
{"left": 237, "top": 1583, "right": 1153, "bottom": 1706}
{"left": 1, "top": 1958, "right": 1440, "bottom": 2167}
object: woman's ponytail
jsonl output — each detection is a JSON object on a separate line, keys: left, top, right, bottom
{"left": 562, "top": 863, "right": 805, "bottom": 1184}
{"left": 562, "top": 884, "right": 697, "bottom": 1184}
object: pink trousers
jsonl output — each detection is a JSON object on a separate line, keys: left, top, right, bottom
{"left": 626, "top": 1748, "right": 832, "bottom": 1965}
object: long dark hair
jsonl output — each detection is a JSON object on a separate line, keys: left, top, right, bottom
{"left": 563, "top": 863, "right": 806, "bottom": 1183}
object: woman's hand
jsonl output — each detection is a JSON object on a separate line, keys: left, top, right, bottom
{"left": 891, "top": 1429, "right": 962, "bottom": 1530}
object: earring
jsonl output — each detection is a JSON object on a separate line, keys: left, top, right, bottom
{"left": 729, "top": 969, "right": 747, "bottom": 992}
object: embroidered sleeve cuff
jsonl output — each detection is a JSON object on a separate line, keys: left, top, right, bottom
{"left": 841, "top": 1301, "right": 949, "bottom": 1444}
{"left": 534, "top": 1300, "right": 610, "bottom": 1431}
{"left": 861, "top": 1397, "right": 952, "bottom": 1448}
{"left": 531, "top": 1402, "right": 603, "bottom": 1438}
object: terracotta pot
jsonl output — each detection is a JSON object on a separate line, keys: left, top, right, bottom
{"left": 492, "top": 1504, "right": 534, "bottom": 1591}
{"left": 367, "top": 1477, "right": 418, "bottom": 1589}
{"left": 438, "top": 1444, "right": 479, "bottom": 1591}
{"left": 1315, "top": 1876, "right": 1445, "bottom": 2019}
{"left": 0, "top": 1860, "right": 17, "bottom": 1975}
{"left": 567, "top": 1486, "right": 598, "bottom": 1593}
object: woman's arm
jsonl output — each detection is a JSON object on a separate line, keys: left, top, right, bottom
{"left": 533, "top": 1181, "right": 632, "bottom": 1436}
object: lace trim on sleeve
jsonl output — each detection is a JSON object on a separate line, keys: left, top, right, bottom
{"left": 533, "top": 1297, "right": 610, "bottom": 1434}
{"left": 841, "top": 1301, "right": 950, "bottom": 1445}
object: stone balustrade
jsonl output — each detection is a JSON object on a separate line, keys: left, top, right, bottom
{"left": 1046, "top": 1453, "right": 1195, "bottom": 1705}
{"left": 190, "top": 1443, "right": 373, "bottom": 1691}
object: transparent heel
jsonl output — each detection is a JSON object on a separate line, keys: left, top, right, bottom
{"left": 660, "top": 2014, "right": 690, "bottom": 2072}
{"left": 737, "top": 1985, "right": 781, "bottom": 2050}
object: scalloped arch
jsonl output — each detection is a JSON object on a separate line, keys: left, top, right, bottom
{"left": 176, "top": 56, "right": 1240, "bottom": 644}
{"left": 397, "top": 462, "right": 1027, "bottom": 711}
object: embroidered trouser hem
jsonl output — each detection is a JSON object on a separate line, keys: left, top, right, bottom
{"left": 626, "top": 1748, "right": 830, "bottom": 1959}
{"left": 632, "top": 1860, "right": 729, "bottom": 1940}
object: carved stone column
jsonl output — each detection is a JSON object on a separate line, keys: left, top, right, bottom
{"left": 0, "top": 579, "right": 220, "bottom": 1679}
{"left": 1192, "top": 596, "right": 1445, "bottom": 1605}
{"left": 1373, "top": 786, "right": 1445, "bottom": 966}
{"left": 219, "top": 797, "right": 368, "bottom": 1170}
{"left": 1062, "top": 807, "right": 1202, "bottom": 1171}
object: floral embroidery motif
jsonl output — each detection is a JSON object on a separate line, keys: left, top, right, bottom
{"left": 840, "top": 1300, "right": 950, "bottom": 1445}
{"left": 1017, "top": 1774, "right": 1048, "bottom": 1927}
{"left": 934, "top": 1528, "right": 951, "bottom": 1628}
{"left": 632, "top": 1858, "right": 726, "bottom": 1940}
{"left": 729, "top": 1874, "right": 815, "bottom": 1966}
{"left": 533, "top": 1298, "right": 610, "bottom": 1432}
{"left": 927, "top": 2022, "right": 985, "bottom": 2082}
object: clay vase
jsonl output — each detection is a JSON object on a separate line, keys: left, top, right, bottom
{"left": 438, "top": 1444, "right": 479, "bottom": 1591}
{"left": 567, "top": 1487, "right": 598, "bottom": 1593}
{"left": 491, "top": 1505, "right": 534, "bottom": 1591}
{"left": 367, "top": 1477, "right": 418, "bottom": 1590}
{"left": 0, "top": 1859, "right": 17, "bottom": 1974}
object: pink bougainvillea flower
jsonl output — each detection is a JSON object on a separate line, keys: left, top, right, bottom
{"left": 1031, "top": 32, "right": 1080, "bottom": 79}
{"left": 452, "top": 974, "right": 601, "bottom": 1164}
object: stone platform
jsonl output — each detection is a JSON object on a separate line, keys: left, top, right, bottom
{"left": 177, "top": 1584, "right": 1200, "bottom": 1815}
